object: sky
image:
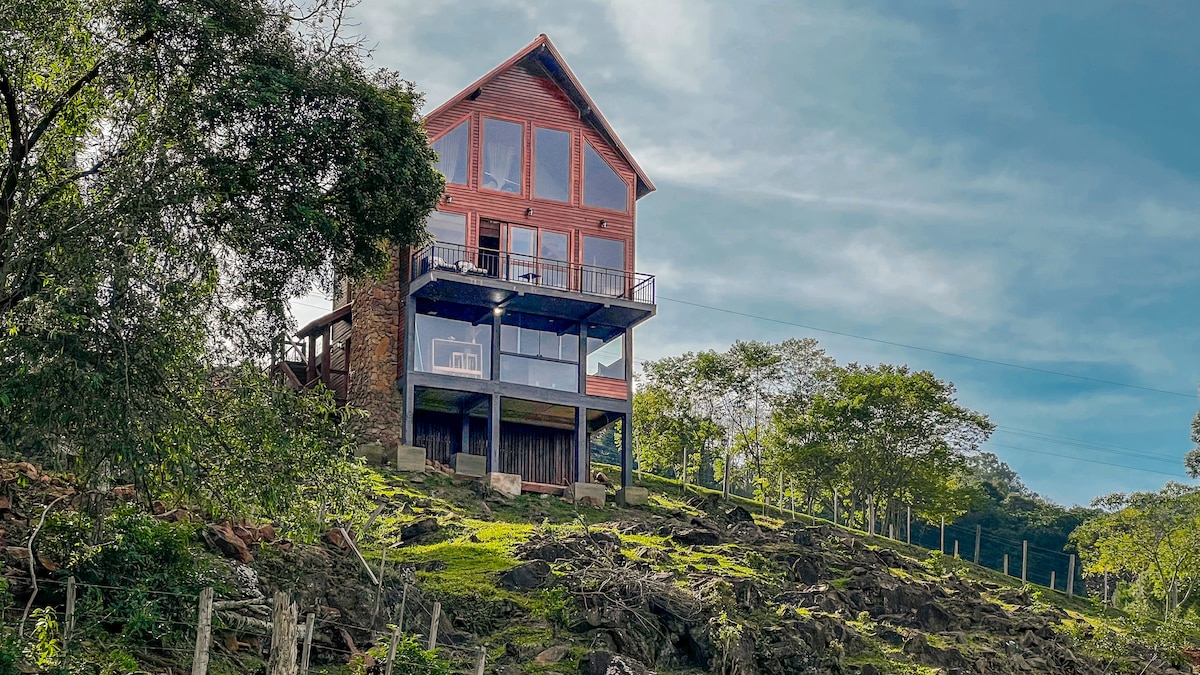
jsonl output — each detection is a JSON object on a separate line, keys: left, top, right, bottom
{"left": 291, "top": 0, "right": 1200, "bottom": 506}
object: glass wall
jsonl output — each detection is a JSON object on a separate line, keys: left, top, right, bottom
{"left": 414, "top": 311, "right": 491, "bottom": 380}
{"left": 534, "top": 127, "right": 570, "bottom": 202}
{"left": 583, "top": 142, "right": 629, "bottom": 211}
{"left": 500, "top": 313, "right": 578, "bottom": 391}
{"left": 582, "top": 236, "right": 626, "bottom": 296}
{"left": 587, "top": 333, "right": 625, "bottom": 379}
{"left": 482, "top": 118, "right": 523, "bottom": 194}
{"left": 431, "top": 121, "right": 469, "bottom": 185}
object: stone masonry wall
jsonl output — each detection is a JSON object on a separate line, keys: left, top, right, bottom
{"left": 346, "top": 249, "right": 407, "bottom": 448}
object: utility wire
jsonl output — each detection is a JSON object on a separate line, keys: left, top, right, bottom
{"left": 657, "top": 296, "right": 1198, "bottom": 399}
{"left": 987, "top": 442, "right": 1189, "bottom": 478}
{"left": 992, "top": 428, "right": 1181, "bottom": 465}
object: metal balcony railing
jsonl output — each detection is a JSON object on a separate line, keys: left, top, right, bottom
{"left": 411, "top": 243, "right": 655, "bottom": 304}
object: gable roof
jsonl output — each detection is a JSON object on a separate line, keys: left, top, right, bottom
{"left": 425, "top": 34, "right": 655, "bottom": 199}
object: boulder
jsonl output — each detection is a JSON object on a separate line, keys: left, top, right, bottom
{"left": 578, "top": 651, "right": 654, "bottom": 675}
{"left": 399, "top": 517, "right": 440, "bottom": 542}
{"left": 499, "top": 560, "right": 553, "bottom": 591}
{"left": 204, "top": 523, "right": 252, "bottom": 563}
{"left": 724, "top": 505, "right": 755, "bottom": 523}
{"left": 534, "top": 645, "right": 572, "bottom": 665}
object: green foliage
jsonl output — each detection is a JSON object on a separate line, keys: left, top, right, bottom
{"left": 27, "top": 608, "right": 62, "bottom": 670}
{"left": 0, "top": 0, "right": 442, "bottom": 514}
{"left": 1074, "top": 615, "right": 1199, "bottom": 673}
{"left": 363, "top": 632, "right": 453, "bottom": 675}
{"left": 923, "top": 550, "right": 967, "bottom": 577}
{"left": 39, "top": 505, "right": 214, "bottom": 639}
{"left": 530, "top": 587, "right": 574, "bottom": 637}
{"left": 1072, "top": 483, "right": 1200, "bottom": 619}
{"left": 708, "top": 610, "right": 744, "bottom": 675}
{"left": 774, "top": 363, "right": 992, "bottom": 529}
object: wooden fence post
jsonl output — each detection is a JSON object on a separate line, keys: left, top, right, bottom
{"left": 888, "top": 524, "right": 894, "bottom": 540}
{"left": 940, "top": 517, "right": 945, "bottom": 553}
{"left": 192, "top": 587, "right": 214, "bottom": 675}
{"left": 953, "top": 540, "right": 959, "bottom": 559}
{"left": 384, "top": 626, "right": 400, "bottom": 675}
{"left": 1067, "top": 554, "right": 1076, "bottom": 598}
{"left": 1050, "top": 571, "right": 1056, "bottom": 591}
{"left": 398, "top": 584, "right": 409, "bottom": 633}
{"left": 428, "top": 602, "right": 441, "bottom": 651}
{"left": 906, "top": 506, "right": 911, "bottom": 545}
{"left": 267, "top": 591, "right": 298, "bottom": 675}
{"left": 1021, "top": 540, "right": 1028, "bottom": 584}
{"left": 778, "top": 470, "right": 784, "bottom": 518}
{"left": 833, "top": 490, "right": 839, "bottom": 526}
{"left": 721, "top": 445, "right": 730, "bottom": 502}
{"left": 299, "top": 613, "right": 315, "bottom": 675}
{"left": 63, "top": 576, "right": 76, "bottom": 643}
{"left": 1103, "top": 569, "right": 1109, "bottom": 606}
{"left": 974, "top": 525, "right": 981, "bottom": 565}
{"left": 475, "top": 645, "right": 487, "bottom": 675}
{"left": 1003, "top": 554, "right": 1009, "bottom": 576}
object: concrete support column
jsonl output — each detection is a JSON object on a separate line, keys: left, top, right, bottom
{"left": 460, "top": 408, "right": 471, "bottom": 456}
{"left": 402, "top": 379, "right": 414, "bottom": 448}
{"left": 578, "top": 323, "right": 588, "bottom": 395}
{"left": 488, "top": 394, "right": 501, "bottom": 473}
{"left": 620, "top": 410, "right": 633, "bottom": 489}
{"left": 576, "top": 407, "right": 588, "bottom": 483}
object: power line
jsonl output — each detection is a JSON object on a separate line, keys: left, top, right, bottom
{"left": 987, "top": 442, "right": 1189, "bottom": 478}
{"left": 657, "top": 296, "right": 1198, "bottom": 400}
{"left": 993, "top": 428, "right": 1182, "bottom": 465}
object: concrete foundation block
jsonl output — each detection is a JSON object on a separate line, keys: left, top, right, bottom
{"left": 617, "top": 486, "right": 649, "bottom": 507}
{"left": 570, "top": 482, "right": 607, "bottom": 508}
{"left": 486, "top": 472, "right": 523, "bottom": 498}
{"left": 452, "top": 453, "right": 487, "bottom": 479}
{"left": 354, "top": 442, "right": 386, "bottom": 466}
{"left": 394, "top": 445, "right": 427, "bottom": 472}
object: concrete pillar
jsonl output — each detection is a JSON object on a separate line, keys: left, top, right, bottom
{"left": 575, "top": 407, "right": 588, "bottom": 483}
{"left": 620, "top": 411, "right": 633, "bottom": 488}
{"left": 488, "top": 395, "right": 500, "bottom": 474}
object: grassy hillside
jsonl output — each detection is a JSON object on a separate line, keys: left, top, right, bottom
{"left": 0, "top": 461, "right": 1194, "bottom": 674}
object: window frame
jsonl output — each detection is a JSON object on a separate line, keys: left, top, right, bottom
{"left": 581, "top": 234, "right": 627, "bottom": 272}
{"left": 428, "top": 115, "right": 472, "bottom": 187}
{"left": 581, "top": 140, "right": 631, "bottom": 213}
{"left": 479, "top": 115, "right": 527, "bottom": 197}
{"left": 531, "top": 125, "right": 573, "bottom": 205}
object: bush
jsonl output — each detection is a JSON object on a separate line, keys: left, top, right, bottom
{"left": 38, "top": 506, "right": 216, "bottom": 642}
{"left": 364, "top": 633, "right": 453, "bottom": 675}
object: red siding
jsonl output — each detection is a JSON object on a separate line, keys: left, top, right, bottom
{"left": 425, "top": 61, "right": 638, "bottom": 272}
{"left": 586, "top": 376, "right": 629, "bottom": 400}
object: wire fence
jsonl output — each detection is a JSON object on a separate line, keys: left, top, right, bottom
{"left": 13, "top": 575, "right": 483, "bottom": 675}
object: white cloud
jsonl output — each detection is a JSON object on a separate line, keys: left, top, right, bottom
{"left": 597, "top": 0, "right": 716, "bottom": 93}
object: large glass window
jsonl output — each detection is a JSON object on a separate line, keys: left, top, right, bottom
{"left": 582, "top": 236, "right": 626, "bottom": 296}
{"left": 431, "top": 121, "right": 469, "bottom": 185}
{"left": 587, "top": 333, "right": 625, "bottom": 380}
{"left": 500, "top": 314, "right": 578, "bottom": 391}
{"left": 482, "top": 118, "right": 523, "bottom": 194}
{"left": 583, "top": 142, "right": 629, "bottom": 211}
{"left": 540, "top": 230, "right": 569, "bottom": 290}
{"left": 427, "top": 211, "right": 466, "bottom": 245}
{"left": 534, "top": 128, "right": 570, "bottom": 202}
{"left": 414, "top": 310, "right": 491, "bottom": 380}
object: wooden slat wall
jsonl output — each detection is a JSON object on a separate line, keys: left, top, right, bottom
{"left": 498, "top": 422, "right": 575, "bottom": 486}
{"left": 585, "top": 375, "right": 628, "bottom": 400}
{"left": 415, "top": 411, "right": 460, "bottom": 465}
{"left": 424, "top": 59, "right": 638, "bottom": 273}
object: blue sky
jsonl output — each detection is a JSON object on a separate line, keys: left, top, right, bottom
{"left": 293, "top": 0, "right": 1200, "bottom": 506}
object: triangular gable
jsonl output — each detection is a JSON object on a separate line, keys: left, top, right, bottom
{"left": 425, "top": 34, "right": 655, "bottom": 199}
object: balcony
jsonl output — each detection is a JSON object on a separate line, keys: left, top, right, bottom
{"left": 409, "top": 243, "right": 656, "bottom": 332}
{"left": 411, "top": 243, "right": 654, "bottom": 303}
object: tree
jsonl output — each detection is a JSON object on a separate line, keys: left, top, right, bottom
{"left": 0, "top": 0, "right": 443, "bottom": 510}
{"left": 773, "top": 364, "right": 993, "bottom": 531}
{"left": 632, "top": 386, "right": 720, "bottom": 489}
{"left": 1072, "top": 483, "right": 1200, "bottom": 618}
{"left": 1185, "top": 448, "right": 1200, "bottom": 480}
